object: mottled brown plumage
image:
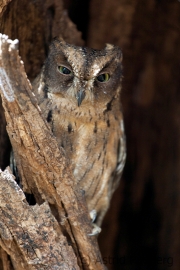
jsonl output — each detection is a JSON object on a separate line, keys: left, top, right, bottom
{"left": 32, "top": 37, "right": 126, "bottom": 229}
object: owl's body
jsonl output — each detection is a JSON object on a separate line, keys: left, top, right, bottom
{"left": 33, "top": 38, "right": 126, "bottom": 227}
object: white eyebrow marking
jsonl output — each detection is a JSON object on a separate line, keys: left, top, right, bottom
{"left": 91, "top": 63, "right": 101, "bottom": 77}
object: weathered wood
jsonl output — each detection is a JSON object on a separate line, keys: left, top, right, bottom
{"left": 0, "top": 34, "right": 105, "bottom": 270}
{"left": 0, "top": 167, "right": 79, "bottom": 270}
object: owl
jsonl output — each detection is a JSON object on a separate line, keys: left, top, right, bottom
{"left": 32, "top": 37, "right": 126, "bottom": 233}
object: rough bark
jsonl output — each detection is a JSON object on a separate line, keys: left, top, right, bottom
{"left": 88, "top": 0, "right": 180, "bottom": 269}
{"left": 0, "top": 168, "right": 79, "bottom": 270}
{"left": 0, "top": 34, "right": 105, "bottom": 270}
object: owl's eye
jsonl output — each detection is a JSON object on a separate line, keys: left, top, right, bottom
{"left": 96, "top": 73, "right": 110, "bottom": 82}
{"left": 58, "top": 66, "right": 72, "bottom": 75}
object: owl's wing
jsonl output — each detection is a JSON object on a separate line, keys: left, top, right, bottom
{"left": 112, "top": 119, "right": 126, "bottom": 193}
{"left": 116, "top": 119, "right": 126, "bottom": 174}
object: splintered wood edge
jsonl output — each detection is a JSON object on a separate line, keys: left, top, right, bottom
{"left": 0, "top": 34, "right": 41, "bottom": 110}
{"left": 0, "top": 34, "right": 105, "bottom": 270}
{"left": 0, "top": 168, "right": 79, "bottom": 270}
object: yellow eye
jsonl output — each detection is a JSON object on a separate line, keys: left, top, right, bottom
{"left": 96, "top": 73, "right": 110, "bottom": 82}
{"left": 58, "top": 66, "right": 72, "bottom": 75}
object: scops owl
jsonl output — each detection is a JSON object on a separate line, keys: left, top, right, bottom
{"left": 32, "top": 37, "right": 126, "bottom": 232}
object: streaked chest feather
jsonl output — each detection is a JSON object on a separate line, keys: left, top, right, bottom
{"left": 50, "top": 98, "right": 121, "bottom": 195}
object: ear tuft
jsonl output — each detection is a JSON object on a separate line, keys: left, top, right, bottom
{"left": 49, "top": 36, "right": 66, "bottom": 52}
{"left": 105, "top": 43, "right": 114, "bottom": 50}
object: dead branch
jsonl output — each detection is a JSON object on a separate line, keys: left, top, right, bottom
{"left": 0, "top": 168, "right": 79, "bottom": 270}
{"left": 0, "top": 34, "right": 105, "bottom": 269}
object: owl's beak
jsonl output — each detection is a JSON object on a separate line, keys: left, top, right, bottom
{"left": 77, "top": 89, "right": 85, "bottom": 106}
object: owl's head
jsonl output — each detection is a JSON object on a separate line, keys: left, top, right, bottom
{"left": 44, "top": 37, "right": 122, "bottom": 108}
